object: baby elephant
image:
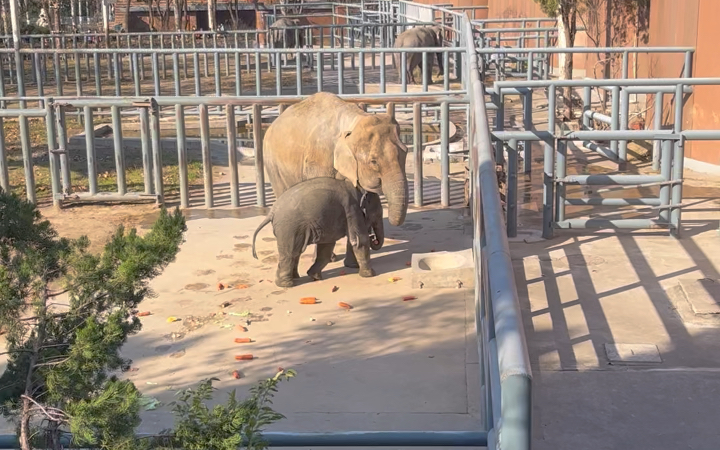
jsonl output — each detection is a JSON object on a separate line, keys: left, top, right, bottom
{"left": 252, "top": 177, "right": 385, "bottom": 288}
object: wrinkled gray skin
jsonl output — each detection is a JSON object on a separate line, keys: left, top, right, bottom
{"left": 252, "top": 178, "right": 385, "bottom": 288}
{"left": 393, "top": 25, "right": 444, "bottom": 84}
{"left": 270, "top": 17, "right": 308, "bottom": 52}
{"left": 263, "top": 92, "right": 408, "bottom": 268}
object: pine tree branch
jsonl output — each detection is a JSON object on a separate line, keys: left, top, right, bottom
{"left": 21, "top": 395, "right": 69, "bottom": 424}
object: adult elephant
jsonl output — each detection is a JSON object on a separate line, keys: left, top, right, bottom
{"left": 393, "top": 25, "right": 444, "bottom": 84}
{"left": 269, "top": 17, "right": 309, "bottom": 50}
{"left": 263, "top": 92, "right": 409, "bottom": 267}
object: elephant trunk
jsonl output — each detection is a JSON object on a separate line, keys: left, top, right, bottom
{"left": 369, "top": 217, "right": 384, "bottom": 251}
{"left": 384, "top": 177, "right": 408, "bottom": 226}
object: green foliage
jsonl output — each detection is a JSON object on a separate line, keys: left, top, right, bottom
{"left": 161, "top": 371, "right": 297, "bottom": 450}
{"left": 0, "top": 190, "right": 187, "bottom": 450}
{"left": 534, "top": 0, "right": 561, "bottom": 16}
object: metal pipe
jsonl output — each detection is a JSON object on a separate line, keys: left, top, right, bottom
{"left": 565, "top": 198, "right": 662, "bottom": 206}
{"left": 559, "top": 174, "right": 666, "bottom": 185}
{"left": 610, "top": 86, "right": 620, "bottom": 159}
{"left": 227, "top": 105, "right": 239, "bottom": 208}
{"left": 149, "top": 101, "right": 164, "bottom": 205}
{"left": 44, "top": 101, "right": 60, "bottom": 206}
{"left": 84, "top": 106, "right": 98, "bottom": 195}
{"left": 111, "top": 105, "right": 126, "bottom": 195}
{"left": 555, "top": 218, "right": 668, "bottom": 229}
{"left": 253, "top": 103, "right": 266, "bottom": 207}
{"left": 199, "top": 104, "right": 213, "bottom": 208}
{"left": 670, "top": 84, "right": 685, "bottom": 236}
{"left": 555, "top": 139, "right": 566, "bottom": 223}
{"left": 523, "top": 91, "right": 532, "bottom": 173}
{"left": 507, "top": 139, "right": 518, "bottom": 237}
{"left": 542, "top": 85, "right": 555, "bottom": 239}
{"left": 619, "top": 87, "right": 630, "bottom": 166}
{"left": 413, "top": 102, "right": 423, "bottom": 207}
{"left": 440, "top": 101, "right": 450, "bottom": 207}
{"left": 658, "top": 139, "right": 672, "bottom": 224}
{"left": 176, "top": 104, "right": 188, "bottom": 209}
{"left": 139, "top": 107, "right": 153, "bottom": 195}
{"left": 652, "top": 92, "right": 663, "bottom": 171}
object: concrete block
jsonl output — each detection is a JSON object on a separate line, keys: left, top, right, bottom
{"left": 411, "top": 249, "right": 475, "bottom": 289}
{"left": 678, "top": 278, "right": 720, "bottom": 315}
{"left": 604, "top": 343, "right": 662, "bottom": 364}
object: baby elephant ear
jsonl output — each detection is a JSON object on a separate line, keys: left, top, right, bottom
{"left": 334, "top": 131, "right": 359, "bottom": 188}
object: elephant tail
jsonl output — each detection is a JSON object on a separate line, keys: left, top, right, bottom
{"left": 252, "top": 213, "right": 273, "bottom": 260}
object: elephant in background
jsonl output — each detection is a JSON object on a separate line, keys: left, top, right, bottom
{"left": 269, "top": 17, "right": 309, "bottom": 51}
{"left": 263, "top": 92, "right": 408, "bottom": 268}
{"left": 252, "top": 177, "right": 384, "bottom": 287}
{"left": 393, "top": 25, "right": 445, "bottom": 84}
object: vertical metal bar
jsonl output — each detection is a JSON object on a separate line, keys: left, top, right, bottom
{"left": 113, "top": 53, "right": 121, "bottom": 96}
{"left": 160, "top": 35, "right": 167, "bottom": 79}
{"left": 0, "top": 54, "right": 6, "bottom": 109}
{"left": 443, "top": 50, "right": 449, "bottom": 92}
{"left": 494, "top": 89, "right": 504, "bottom": 163}
{"left": 683, "top": 51, "right": 693, "bottom": 78}
{"left": 296, "top": 49, "right": 302, "bottom": 96}
{"left": 152, "top": 53, "right": 161, "bottom": 97}
{"left": 338, "top": 51, "right": 344, "bottom": 94}
{"left": 44, "top": 101, "right": 60, "bottom": 206}
{"left": 542, "top": 85, "right": 556, "bottom": 239}
{"left": 56, "top": 106, "right": 71, "bottom": 195}
{"left": 276, "top": 52, "right": 282, "bottom": 96}
{"left": 227, "top": 105, "right": 239, "bottom": 208}
{"left": 34, "top": 55, "right": 44, "bottom": 107}
{"left": 554, "top": 139, "right": 566, "bottom": 224}
{"left": 621, "top": 51, "right": 629, "bottom": 79}
{"left": 111, "top": 105, "right": 126, "bottom": 195}
{"left": 658, "top": 139, "right": 672, "bottom": 224}
{"left": 176, "top": 104, "right": 188, "bottom": 209}
{"left": 400, "top": 51, "right": 407, "bottom": 90}
{"left": 253, "top": 103, "right": 266, "bottom": 207}
{"left": 610, "top": 86, "right": 619, "bottom": 159}
{"left": 149, "top": 101, "right": 164, "bottom": 205}
{"left": 317, "top": 51, "right": 323, "bottom": 91}
{"left": 193, "top": 52, "right": 201, "bottom": 96}
{"left": 202, "top": 35, "right": 209, "bottom": 77}
{"left": 132, "top": 53, "right": 140, "bottom": 96}
{"left": 652, "top": 92, "right": 663, "bottom": 171}
{"left": 235, "top": 50, "right": 242, "bottom": 96}
{"left": 173, "top": 53, "right": 181, "bottom": 96}
{"left": 359, "top": 50, "right": 365, "bottom": 94}
{"left": 413, "top": 102, "right": 423, "bottom": 207}
{"left": 619, "top": 88, "right": 630, "bottom": 167}
{"left": 440, "top": 101, "right": 450, "bottom": 207}
{"left": 523, "top": 90, "right": 532, "bottom": 173}
{"left": 670, "top": 84, "right": 685, "bottom": 236}
{"left": 380, "top": 51, "right": 386, "bottom": 93}
{"left": 84, "top": 106, "right": 98, "bottom": 195}
{"left": 139, "top": 106, "right": 153, "bottom": 195}
{"left": 255, "top": 52, "right": 262, "bottom": 96}
{"left": 507, "top": 139, "right": 518, "bottom": 237}
{"left": 526, "top": 51, "right": 533, "bottom": 80}
{"left": 94, "top": 52, "right": 101, "bottom": 95}
{"left": 582, "top": 86, "right": 591, "bottom": 130}
{"left": 422, "top": 51, "right": 429, "bottom": 91}
{"left": 199, "top": 103, "right": 213, "bottom": 208}
{"left": 0, "top": 114, "right": 7, "bottom": 193}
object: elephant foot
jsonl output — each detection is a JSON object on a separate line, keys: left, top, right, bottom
{"left": 343, "top": 259, "right": 360, "bottom": 269}
{"left": 307, "top": 270, "right": 323, "bottom": 281}
{"left": 359, "top": 267, "right": 376, "bottom": 278}
{"left": 293, "top": 270, "right": 301, "bottom": 279}
{"left": 275, "top": 277, "right": 295, "bottom": 288}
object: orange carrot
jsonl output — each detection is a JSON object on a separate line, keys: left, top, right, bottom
{"left": 235, "top": 354, "right": 254, "bottom": 361}
{"left": 234, "top": 338, "right": 252, "bottom": 344}
{"left": 300, "top": 297, "right": 317, "bottom": 305}
{"left": 338, "top": 302, "right": 353, "bottom": 310}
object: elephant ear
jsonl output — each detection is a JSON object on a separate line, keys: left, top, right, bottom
{"left": 334, "top": 131, "right": 359, "bottom": 188}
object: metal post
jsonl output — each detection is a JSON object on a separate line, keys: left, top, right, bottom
{"left": 94, "top": 52, "right": 101, "bottom": 95}
{"left": 652, "top": 92, "right": 663, "bottom": 171}
{"left": 610, "top": 86, "right": 619, "bottom": 159}
{"left": 139, "top": 106, "right": 153, "bottom": 195}
{"left": 56, "top": 106, "right": 71, "bottom": 194}
{"left": 44, "top": 101, "right": 60, "bottom": 206}
{"left": 582, "top": 86, "right": 591, "bottom": 130}
{"left": 199, "top": 104, "right": 213, "bottom": 208}
{"left": 440, "top": 101, "right": 450, "bottom": 207}
{"left": 84, "top": 106, "right": 98, "bottom": 195}
{"left": 619, "top": 87, "right": 630, "bottom": 168}
{"left": 0, "top": 114, "right": 7, "bottom": 193}
{"left": 507, "top": 139, "right": 518, "bottom": 237}
{"left": 176, "top": 104, "right": 188, "bottom": 208}
{"left": 227, "top": 105, "right": 239, "bottom": 208}
{"left": 670, "top": 84, "right": 684, "bottom": 236}
{"left": 149, "top": 101, "right": 164, "bottom": 205}
{"left": 658, "top": 139, "right": 672, "bottom": 224}
{"left": 111, "top": 105, "right": 126, "bottom": 195}
{"left": 413, "top": 102, "right": 423, "bottom": 207}
{"left": 523, "top": 90, "right": 532, "bottom": 174}
{"left": 554, "top": 139, "right": 566, "bottom": 224}
{"left": 253, "top": 103, "right": 266, "bottom": 207}
{"left": 542, "top": 85, "right": 556, "bottom": 239}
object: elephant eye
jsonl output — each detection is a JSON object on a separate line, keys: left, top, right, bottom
{"left": 370, "top": 159, "right": 378, "bottom": 166}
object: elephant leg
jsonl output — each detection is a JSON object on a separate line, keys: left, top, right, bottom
{"left": 352, "top": 242, "right": 375, "bottom": 278}
{"left": 275, "top": 254, "right": 296, "bottom": 288}
{"left": 343, "top": 238, "right": 360, "bottom": 268}
{"left": 308, "top": 243, "right": 335, "bottom": 281}
{"left": 292, "top": 254, "right": 301, "bottom": 279}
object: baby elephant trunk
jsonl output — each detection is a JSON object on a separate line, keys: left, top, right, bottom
{"left": 363, "top": 192, "right": 385, "bottom": 251}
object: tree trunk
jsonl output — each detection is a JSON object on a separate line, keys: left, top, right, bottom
{"left": 556, "top": 2, "right": 577, "bottom": 121}
{"left": 0, "top": 0, "right": 8, "bottom": 36}
{"left": 122, "top": 0, "right": 131, "bottom": 31}
{"left": 173, "top": 0, "right": 180, "bottom": 30}
{"left": 208, "top": 0, "right": 215, "bottom": 30}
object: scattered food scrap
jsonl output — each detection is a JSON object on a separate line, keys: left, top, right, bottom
{"left": 139, "top": 396, "right": 162, "bottom": 411}
{"left": 234, "top": 338, "right": 252, "bottom": 344}
{"left": 166, "top": 316, "right": 180, "bottom": 323}
{"left": 235, "top": 354, "right": 254, "bottom": 361}
{"left": 236, "top": 284, "right": 250, "bottom": 289}
{"left": 136, "top": 311, "right": 152, "bottom": 317}
{"left": 331, "top": 286, "right": 339, "bottom": 293}
{"left": 217, "top": 283, "right": 226, "bottom": 291}
{"left": 232, "top": 370, "right": 242, "bottom": 379}
{"left": 338, "top": 302, "right": 353, "bottom": 310}
{"left": 389, "top": 277, "right": 402, "bottom": 283}
{"left": 300, "top": 297, "right": 317, "bottom": 305}
{"left": 326, "top": 321, "right": 334, "bottom": 326}
{"left": 236, "top": 325, "right": 248, "bottom": 332}
{"left": 219, "top": 301, "right": 232, "bottom": 308}
{"left": 402, "top": 296, "right": 417, "bottom": 301}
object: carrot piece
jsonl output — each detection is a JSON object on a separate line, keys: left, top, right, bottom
{"left": 136, "top": 311, "right": 152, "bottom": 317}
{"left": 300, "top": 297, "right": 317, "bottom": 305}
{"left": 235, "top": 354, "right": 254, "bottom": 361}
{"left": 232, "top": 370, "right": 242, "bottom": 379}
{"left": 338, "top": 302, "right": 353, "bottom": 310}
{"left": 234, "top": 338, "right": 252, "bottom": 344}
{"left": 402, "top": 296, "right": 417, "bottom": 301}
